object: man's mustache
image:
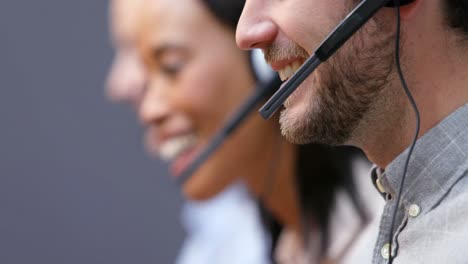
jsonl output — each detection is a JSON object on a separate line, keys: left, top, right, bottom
{"left": 263, "top": 42, "right": 309, "bottom": 64}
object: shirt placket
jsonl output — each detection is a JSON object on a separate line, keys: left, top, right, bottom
{"left": 372, "top": 170, "right": 409, "bottom": 264}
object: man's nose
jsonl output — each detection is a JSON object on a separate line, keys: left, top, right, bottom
{"left": 236, "top": 1, "right": 278, "bottom": 50}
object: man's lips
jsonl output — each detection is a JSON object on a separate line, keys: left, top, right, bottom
{"left": 268, "top": 57, "right": 306, "bottom": 71}
{"left": 268, "top": 57, "right": 307, "bottom": 81}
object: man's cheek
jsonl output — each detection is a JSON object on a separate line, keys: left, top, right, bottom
{"left": 275, "top": 6, "right": 346, "bottom": 55}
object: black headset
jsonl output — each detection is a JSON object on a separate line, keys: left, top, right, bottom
{"left": 179, "top": 0, "right": 416, "bottom": 182}
{"left": 257, "top": 1, "right": 419, "bottom": 263}
{"left": 179, "top": 0, "right": 418, "bottom": 189}
{"left": 260, "top": 0, "right": 416, "bottom": 118}
{"left": 180, "top": 2, "right": 419, "bottom": 262}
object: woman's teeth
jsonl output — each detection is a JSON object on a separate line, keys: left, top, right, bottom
{"left": 158, "top": 134, "right": 197, "bottom": 161}
{"left": 278, "top": 60, "right": 303, "bottom": 81}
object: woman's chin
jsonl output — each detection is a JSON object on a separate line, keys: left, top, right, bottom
{"left": 169, "top": 144, "right": 202, "bottom": 178}
{"left": 172, "top": 140, "right": 237, "bottom": 201}
{"left": 181, "top": 175, "right": 218, "bottom": 201}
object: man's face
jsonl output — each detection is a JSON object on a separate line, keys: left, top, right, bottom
{"left": 237, "top": 0, "right": 396, "bottom": 145}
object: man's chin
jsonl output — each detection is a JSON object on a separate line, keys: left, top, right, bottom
{"left": 283, "top": 80, "right": 309, "bottom": 108}
{"left": 279, "top": 106, "right": 310, "bottom": 145}
{"left": 279, "top": 102, "right": 352, "bottom": 146}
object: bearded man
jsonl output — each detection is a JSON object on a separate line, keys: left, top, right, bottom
{"left": 236, "top": 1, "right": 468, "bottom": 263}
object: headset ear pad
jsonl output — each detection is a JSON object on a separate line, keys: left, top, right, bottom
{"left": 385, "top": 0, "right": 416, "bottom": 7}
{"left": 249, "top": 49, "right": 277, "bottom": 84}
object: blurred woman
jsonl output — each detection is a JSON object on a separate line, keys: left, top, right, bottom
{"left": 135, "top": 1, "right": 297, "bottom": 263}
{"left": 107, "top": 1, "right": 280, "bottom": 263}
{"left": 137, "top": 0, "right": 299, "bottom": 223}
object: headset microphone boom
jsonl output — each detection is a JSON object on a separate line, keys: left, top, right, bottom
{"left": 259, "top": 0, "right": 415, "bottom": 119}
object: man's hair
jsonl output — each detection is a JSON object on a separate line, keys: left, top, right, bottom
{"left": 444, "top": 0, "right": 468, "bottom": 38}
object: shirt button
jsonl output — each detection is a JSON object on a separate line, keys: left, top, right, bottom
{"left": 409, "top": 204, "right": 421, "bottom": 218}
{"left": 376, "top": 178, "right": 386, "bottom": 194}
{"left": 381, "top": 243, "right": 391, "bottom": 259}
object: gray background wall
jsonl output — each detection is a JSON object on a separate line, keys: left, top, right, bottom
{"left": 0, "top": 1, "right": 184, "bottom": 263}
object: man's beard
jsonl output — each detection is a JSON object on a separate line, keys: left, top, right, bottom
{"left": 266, "top": 18, "right": 396, "bottom": 145}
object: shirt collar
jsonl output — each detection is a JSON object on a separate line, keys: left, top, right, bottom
{"left": 374, "top": 104, "right": 468, "bottom": 213}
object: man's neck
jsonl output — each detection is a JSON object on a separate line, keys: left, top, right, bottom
{"left": 360, "top": 38, "right": 468, "bottom": 169}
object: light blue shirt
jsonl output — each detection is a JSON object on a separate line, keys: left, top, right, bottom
{"left": 176, "top": 183, "right": 271, "bottom": 264}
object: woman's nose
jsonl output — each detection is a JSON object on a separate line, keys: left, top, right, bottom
{"left": 138, "top": 81, "right": 170, "bottom": 126}
{"left": 106, "top": 53, "right": 146, "bottom": 106}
